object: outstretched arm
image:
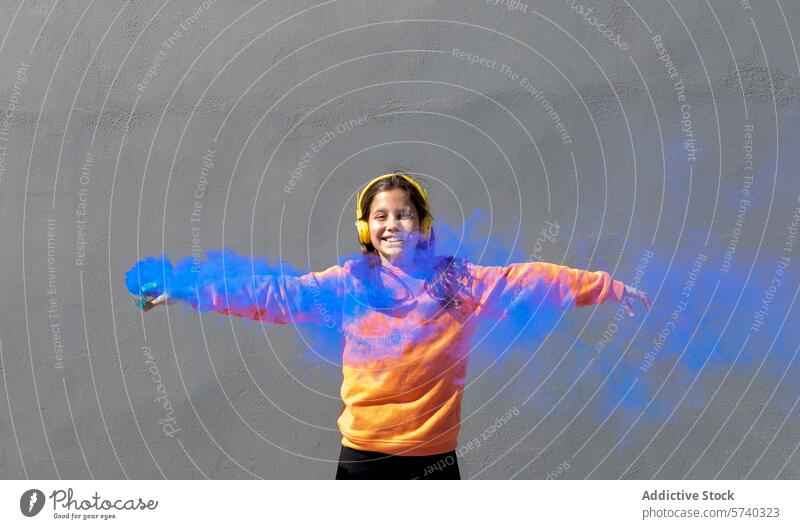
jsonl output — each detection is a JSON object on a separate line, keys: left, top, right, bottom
{"left": 126, "top": 251, "right": 345, "bottom": 325}
{"left": 469, "top": 261, "right": 650, "bottom": 318}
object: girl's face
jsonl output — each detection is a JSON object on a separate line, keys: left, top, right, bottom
{"left": 367, "top": 188, "right": 421, "bottom": 265}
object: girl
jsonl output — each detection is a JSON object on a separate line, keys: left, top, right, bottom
{"left": 129, "top": 172, "right": 651, "bottom": 479}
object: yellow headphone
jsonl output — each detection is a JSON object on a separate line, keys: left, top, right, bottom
{"left": 355, "top": 173, "right": 433, "bottom": 246}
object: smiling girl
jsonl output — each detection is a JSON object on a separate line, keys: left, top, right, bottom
{"left": 129, "top": 172, "right": 650, "bottom": 479}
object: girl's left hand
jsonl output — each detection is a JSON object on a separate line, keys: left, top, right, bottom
{"left": 620, "top": 284, "right": 652, "bottom": 317}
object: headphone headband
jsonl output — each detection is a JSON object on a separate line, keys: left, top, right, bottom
{"left": 355, "top": 173, "right": 429, "bottom": 220}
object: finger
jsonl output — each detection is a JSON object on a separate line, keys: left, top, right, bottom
{"left": 643, "top": 293, "right": 652, "bottom": 310}
{"left": 133, "top": 297, "right": 150, "bottom": 311}
{"left": 634, "top": 289, "right": 650, "bottom": 309}
{"left": 135, "top": 296, "right": 157, "bottom": 312}
{"left": 626, "top": 285, "right": 642, "bottom": 299}
{"left": 140, "top": 281, "right": 160, "bottom": 295}
{"left": 622, "top": 298, "right": 635, "bottom": 317}
{"left": 151, "top": 293, "right": 169, "bottom": 305}
{"left": 629, "top": 287, "right": 651, "bottom": 310}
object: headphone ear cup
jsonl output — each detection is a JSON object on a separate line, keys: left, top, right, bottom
{"left": 420, "top": 216, "right": 432, "bottom": 241}
{"left": 356, "top": 219, "right": 371, "bottom": 245}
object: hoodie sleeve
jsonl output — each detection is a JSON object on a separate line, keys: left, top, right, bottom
{"left": 187, "top": 264, "right": 345, "bottom": 324}
{"left": 468, "top": 261, "right": 625, "bottom": 320}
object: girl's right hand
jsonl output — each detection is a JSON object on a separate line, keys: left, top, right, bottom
{"left": 134, "top": 282, "right": 176, "bottom": 312}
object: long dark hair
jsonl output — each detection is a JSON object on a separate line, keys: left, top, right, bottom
{"left": 353, "top": 172, "right": 471, "bottom": 310}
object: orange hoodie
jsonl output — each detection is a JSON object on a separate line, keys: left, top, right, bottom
{"left": 199, "top": 259, "right": 625, "bottom": 456}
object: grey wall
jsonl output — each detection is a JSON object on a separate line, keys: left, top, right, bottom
{"left": 1, "top": 0, "right": 799, "bottom": 479}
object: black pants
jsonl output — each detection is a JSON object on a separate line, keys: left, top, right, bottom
{"left": 335, "top": 446, "right": 461, "bottom": 480}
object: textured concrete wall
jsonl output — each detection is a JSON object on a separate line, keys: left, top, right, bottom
{"left": 1, "top": 0, "right": 799, "bottom": 479}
